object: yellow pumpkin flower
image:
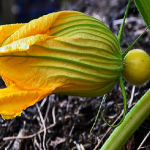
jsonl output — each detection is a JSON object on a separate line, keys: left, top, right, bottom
{"left": 0, "top": 11, "right": 123, "bottom": 119}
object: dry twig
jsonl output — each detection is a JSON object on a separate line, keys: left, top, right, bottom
{"left": 11, "top": 123, "right": 26, "bottom": 150}
{"left": 44, "top": 96, "right": 51, "bottom": 123}
{"left": 3, "top": 123, "right": 56, "bottom": 141}
{"left": 36, "top": 103, "right": 46, "bottom": 150}
{"left": 52, "top": 105, "right": 56, "bottom": 124}
{"left": 137, "top": 131, "right": 150, "bottom": 150}
{"left": 73, "top": 141, "right": 85, "bottom": 150}
{"left": 128, "top": 85, "right": 135, "bottom": 108}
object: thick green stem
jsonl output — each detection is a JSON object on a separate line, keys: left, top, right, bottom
{"left": 100, "top": 89, "right": 150, "bottom": 150}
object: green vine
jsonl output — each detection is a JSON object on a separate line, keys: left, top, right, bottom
{"left": 102, "top": 76, "right": 127, "bottom": 127}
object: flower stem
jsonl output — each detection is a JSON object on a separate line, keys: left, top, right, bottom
{"left": 117, "top": 0, "right": 132, "bottom": 43}
{"left": 90, "top": 94, "right": 106, "bottom": 133}
{"left": 122, "top": 27, "right": 148, "bottom": 58}
{"left": 102, "top": 76, "right": 127, "bottom": 127}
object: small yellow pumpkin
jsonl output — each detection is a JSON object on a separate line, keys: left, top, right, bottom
{"left": 123, "top": 49, "right": 150, "bottom": 85}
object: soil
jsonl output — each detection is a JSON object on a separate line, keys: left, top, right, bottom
{"left": 0, "top": 0, "right": 150, "bottom": 150}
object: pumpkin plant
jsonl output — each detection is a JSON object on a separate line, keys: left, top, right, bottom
{"left": 0, "top": 0, "right": 150, "bottom": 149}
{"left": 0, "top": 0, "right": 149, "bottom": 134}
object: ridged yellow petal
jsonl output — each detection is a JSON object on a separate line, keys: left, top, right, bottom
{"left": 0, "top": 24, "right": 24, "bottom": 45}
{"left": 0, "top": 85, "right": 50, "bottom": 119}
{"left": 2, "top": 11, "right": 81, "bottom": 46}
{"left": 0, "top": 35, "right": 122, "bottom": 96}
{"left": 0, "top": 34, "right": 53, "bottom": 53}
{"left": 2, "top": 76, "right": 14, "bottom": 87}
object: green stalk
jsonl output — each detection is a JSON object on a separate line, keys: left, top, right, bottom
{"left": 122, "top": 27, "right": 148, "bottom": 58}
{"left": 90, "top": 94, "right": 106, "bottom": 133}
{"left": 100, "top": 89, "right": 150, "bottom": 150}
{"left": 102, "top": 77, "right": 127, "bottom": 127}
{"left": 117, "top": 0, "right": 132, "bottom": 43}
{"left": 134, "top": 0, "right": 150, "bottom": 29}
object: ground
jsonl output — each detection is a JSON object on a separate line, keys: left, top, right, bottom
{"left": 0, "top": 0, "right": 150, "bottom": 150}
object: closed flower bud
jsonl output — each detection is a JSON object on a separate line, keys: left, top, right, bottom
{"left": 0, "top": 11, "right": 123, "bottom": 119}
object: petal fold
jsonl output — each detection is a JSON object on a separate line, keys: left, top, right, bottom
{"left": 2, "top": 11, "right": 81, "bottom": 46}
{"left": 0, "top": 86, "right": 50, "bottom": 119}
{"left": 0, "top": 24, "right": 25, "bottom": 45}
{"left": 0, "top": 34, "right": 54, "bottom": 53}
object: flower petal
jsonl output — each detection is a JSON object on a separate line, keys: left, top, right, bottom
{"left": 0, "top": 24, "right": 25, "bottom": 45}
{"left": 0, "top": 35, "right": 121, "bottom": 96}
{"left": 2, "top": 11, "right": 81, "bottom": 46}
{"left": 0, "top": 34, "right": 54, "bottom": 53}
{"left": 0, "top": 85, "right": 50, "bottom": 119}
{"left": 1, "top": 76, "right": 14, "bottom": 87}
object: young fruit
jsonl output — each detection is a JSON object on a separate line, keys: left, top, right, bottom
{"left": 123, "top": 49, "right": 150, "bottom": 85}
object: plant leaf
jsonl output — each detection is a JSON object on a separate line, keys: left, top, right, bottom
{"left": 135, "top": 0, "right": 150, "bottom": 29}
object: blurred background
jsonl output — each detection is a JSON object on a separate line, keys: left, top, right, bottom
{"left": 0, "top": 0, "right": 61, "bottom": 24}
